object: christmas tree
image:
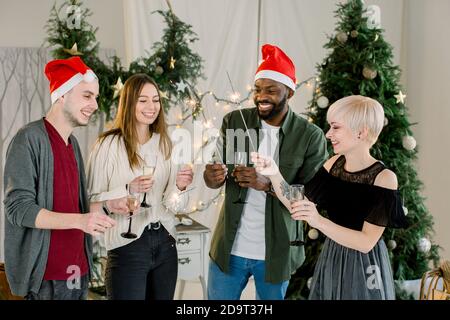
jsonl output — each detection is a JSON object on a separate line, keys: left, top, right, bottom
{"left": 44, "top": 0, "right": 204, "bottom": 119}
{"left": 286, "top": 0, "right": 440, "bottom": 299}
{"left": 128, "top": 4, "right": 204, "bottom": 112}
{"left": 44, "top": 0, "right": 119, "bottom": 119}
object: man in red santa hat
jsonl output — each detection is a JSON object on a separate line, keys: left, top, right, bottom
{"left": 204, "top": 44, "right": 328, "bottom": 300}
{"left": 3, "top": 56, "right": 121, "bottom": 299}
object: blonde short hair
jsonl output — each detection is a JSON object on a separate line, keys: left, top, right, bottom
{"left": 326, "top": 95, "right": 384, "bottom": 145}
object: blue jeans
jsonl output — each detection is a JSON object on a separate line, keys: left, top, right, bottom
{"left": 207, "top": 255, "right": 288, "bottom": 300}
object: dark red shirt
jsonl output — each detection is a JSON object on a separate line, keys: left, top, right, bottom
{"left": 43, "top": 119, "right": 88, "bottom": 280}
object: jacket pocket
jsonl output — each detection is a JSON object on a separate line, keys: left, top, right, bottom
{"left": 279, "top": 156, "right": 304, "bottom": 182}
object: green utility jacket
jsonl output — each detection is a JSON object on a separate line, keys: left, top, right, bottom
{"left": 209, "top": 107, "right": 328, "bottom": 283}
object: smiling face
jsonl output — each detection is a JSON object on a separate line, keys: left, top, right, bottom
{"left": 105, "top": 74, "right": 172, "bottom": 169}
{"left": 253, "top": 78, "right": 292, "bottom": 122}
{"left": 325, "top": 95, "right": 385, "bottom": 155}
{"left": 61, "top": 80, "right": 99, "bottom": 127}
{"left": 134, "top": 83, "right": 161, "bottom": 126}
{"left": 325, "top": 117, "right": 361, "bottom": 155}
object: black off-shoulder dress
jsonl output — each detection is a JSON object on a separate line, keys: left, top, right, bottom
{"left": 306, "top": 155, "right": 408, "bottom": 300}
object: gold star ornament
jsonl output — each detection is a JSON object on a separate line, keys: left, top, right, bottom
{"left": 112, "top": 77, "right": 124, "bottom": 99}
{"left": 169, "top": 56, "right": 176, "bottom": 69}
{"left": 63, "top": 43, "right": 83, "bottom": 56}
{"left": 394, "top": 91, "right": 406, "bottom": 104}
{"left": 160, "top": 91, "right": 168, "bottom": 99}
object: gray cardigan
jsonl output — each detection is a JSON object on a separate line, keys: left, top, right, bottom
{"left": 3, "top": 119, "right": 93, "bottom": 296}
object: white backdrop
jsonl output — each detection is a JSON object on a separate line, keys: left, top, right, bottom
{"left": 1, "top": 0, "right": 449, "bottom": 264}
{"left": 404, "top": 0, "right": 450, "bottom": 261}
{"left": 124, "top": 0, "right": 402, "bottom": 114}
{"left": 122, "top": 0, "right": 404, "bottom": 233}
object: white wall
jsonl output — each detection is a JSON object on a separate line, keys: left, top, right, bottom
{"left": 0, "top": 0, "right": 126, "bottom": 61}
{"left": 404, "top": 0, "right": 450, "bottom": 261}
{"left": 124, "top": 0, "right": 404, "bottom": 115}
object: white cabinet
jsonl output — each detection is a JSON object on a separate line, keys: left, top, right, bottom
{"left": 175, "top": 215, "right": 210, "bottom": 300}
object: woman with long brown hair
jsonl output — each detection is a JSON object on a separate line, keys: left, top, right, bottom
{"left": 87, "top": 73, "right": 193, "bottom": 300}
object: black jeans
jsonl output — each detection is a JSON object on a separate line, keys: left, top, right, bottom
{"left": 105, "top": 224, "right": 178, "bottom": 300}
{"left": 25, "top": 274, "right": 89, "bottom": 300}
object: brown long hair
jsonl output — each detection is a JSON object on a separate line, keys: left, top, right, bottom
{"left": 98, "top": 74, "right": 172, "bottom": 169}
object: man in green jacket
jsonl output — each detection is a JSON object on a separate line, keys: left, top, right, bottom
{"left": 3, "top": 57, "right": 118, "bottom": 299}
{"left": 204, "top": 44, "right": 328, "bottom": 300}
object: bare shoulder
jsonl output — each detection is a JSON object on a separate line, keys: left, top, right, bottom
{"left": 323, "top": 155, "right": 341, "bottom": 172}
{"left": 374, "top": 169, "right": 398, "bottom": 190}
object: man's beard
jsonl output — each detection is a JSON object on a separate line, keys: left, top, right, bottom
{"left": 63, "top": 100, "right": 88, "bottom": 128}
{"left": 255, "top": 93, "right": 288, "bottom": 120}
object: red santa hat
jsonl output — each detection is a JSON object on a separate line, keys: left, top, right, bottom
{"left": 44, "top": 57, "right": 97, "bottom": 104}
{"left": 254, "top": 44, "right": 296, "bottom": 91}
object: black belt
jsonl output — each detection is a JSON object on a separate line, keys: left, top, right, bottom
{"left": 147, "top": 221, "right": 161, "bottom": 230}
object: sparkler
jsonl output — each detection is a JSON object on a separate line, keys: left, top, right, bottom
{"left": 226, "top": 71, "right": 257, "bottom": 153}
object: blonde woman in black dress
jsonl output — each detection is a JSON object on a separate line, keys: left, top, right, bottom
{"left": 252, "top": 95, "right": 408, "bottom": 299}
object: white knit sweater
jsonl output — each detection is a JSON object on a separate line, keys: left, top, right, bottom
{"left": 86, "top": 133, "right": 187, "bottom": 251}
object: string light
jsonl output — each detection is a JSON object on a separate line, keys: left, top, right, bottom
{"left": 171, "top": 193, "right": 181, "bottom": 208}
{"left": 230, "top": 92, "right": 241, "bottom": 102}
{"left": 168, "top": 76, "right": 319, "bottom": 128}
{"left": 163, "top": 76, "right": 317, "bottom": 215}
{"left": 161, "top": 185, "right": 224, "bottom": 215}
{"left": 204, "top": 120, "right": 212, "bottom": 128}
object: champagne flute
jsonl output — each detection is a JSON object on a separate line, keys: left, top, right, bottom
{"left": 141, "top": 154, "right": 157, "bottom": 208}
{"left": 233, "top": 151, "right": 248, "bottom": 204}
{"left": 121, "top": 184, "right": 140, "bottom": 239}
{"left": 290, "top": 184, "right": 305, "bottom": 246}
